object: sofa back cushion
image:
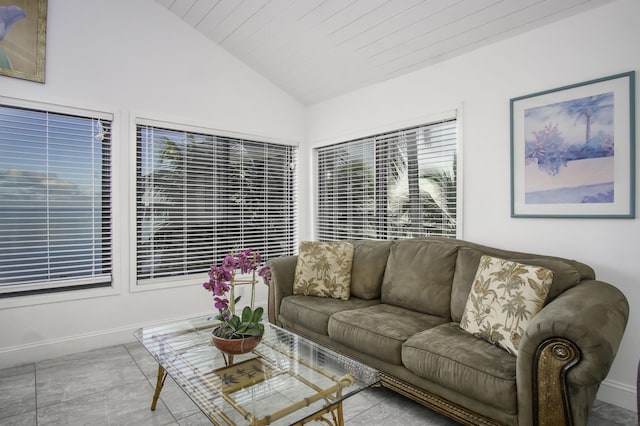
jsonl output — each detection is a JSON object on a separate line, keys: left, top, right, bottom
{"left": 381, "top": 240, "right": 458, "bottom": 318}
{"left": 350, "top": 240, "right": 393, "bottom": 300}
{"left": 450, "top": 247, "right": 582, "bottom": 322}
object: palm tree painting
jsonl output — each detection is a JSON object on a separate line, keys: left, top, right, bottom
{"left": 523, "top": 91, "right": 614, "bottom": 204}
{"left": 567, "top": 94, "right": 612, "bottom": 145}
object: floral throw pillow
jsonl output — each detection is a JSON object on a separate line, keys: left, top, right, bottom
{"left": 293, "top": 241, "right": 354, "bottom": 300}
{"left": 460, "top": 255, "right": 553, "bottom": 356}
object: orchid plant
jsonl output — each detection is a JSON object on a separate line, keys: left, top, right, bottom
{"left": 203, "top": 249, "right": 270, "bottom": 339}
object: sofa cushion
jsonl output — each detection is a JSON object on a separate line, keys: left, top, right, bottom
{"left": 350, "top": 240, "right": 393, "bottom": 300}
{"left": 381, "top": 240, "right": 458, "bottom": 318}
{"left": 279, "top": 295, "right": 380, "bottom": 336}
{"left": 402, "top": 323, "right": 517, "bottom": 414}
{"left": 328, "top": 304, "right": 448, "bottom": 365}
{"left": 459, "top": 255, "right": 553, "bottom": 355}
{"left": 293, "top": 241, "right": 354, "bottom": 300}
{"left": 450, "top": 247, "right": 582, "bottom": 322}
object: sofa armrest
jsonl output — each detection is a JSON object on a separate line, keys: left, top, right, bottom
{"left": 267, "top": 255, "right": 298, "bottom": 324}
{"left": 516, "top": 280, "right": 629, "bottom": 426}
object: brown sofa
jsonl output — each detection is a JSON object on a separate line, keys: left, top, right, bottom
{"left": 266, "top": 237, "right": 629, "bottom": 426}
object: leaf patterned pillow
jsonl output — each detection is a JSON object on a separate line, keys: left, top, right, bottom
{"left": 459, "top": 255, "right": 553, "bottom": 356}
{"left": 293, "top": 241, "right": 354, "bottom": 300}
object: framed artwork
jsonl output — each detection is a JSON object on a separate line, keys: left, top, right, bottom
{"left": 510, "top": 71, "right": 635, "bottom": 218}
{"left": 0, "top": 0, "right": 47, "bottom": 83}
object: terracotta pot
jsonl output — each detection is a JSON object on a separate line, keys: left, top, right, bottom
{"left": 211, "top": 328, "right": 262, "bottom": 355}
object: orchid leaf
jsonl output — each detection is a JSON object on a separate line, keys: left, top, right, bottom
{"left": 250, "top": 307, "right": 264, "bottom": 323}
{"left": 241, "top": 306, "right": 252, "bottom": 322}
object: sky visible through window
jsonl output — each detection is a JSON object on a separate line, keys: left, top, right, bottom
{"left": 0, "top": 105, "right": 111, "bottom": 289}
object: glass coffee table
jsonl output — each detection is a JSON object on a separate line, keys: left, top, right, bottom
{"left": 134, "top": 316, "right": 379, "bottom": 425}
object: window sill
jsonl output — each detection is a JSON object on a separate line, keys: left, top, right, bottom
{"left": 0, "top": 284, "right": 120, "bottom": 310}
{"left": 131, "top": 274, "right": 207, "bottom": 293}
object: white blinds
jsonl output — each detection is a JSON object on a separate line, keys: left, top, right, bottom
{"left": 0, "top": 104, "right": 112, "bottom": 294}
{"left": 136, "top": 125, "right": 297, "bottom": 283}
{"left": 316, "top": 119, "right": 457, "bottom": 241}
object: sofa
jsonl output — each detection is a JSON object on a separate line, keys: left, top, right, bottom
{"left": 266, "top": 237, "right": 629, "bottom": 426}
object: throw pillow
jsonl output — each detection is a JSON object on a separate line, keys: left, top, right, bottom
{"left": 293, "top": 241, "right": 354, "bottom": 300}
{"left": 459, "top": 255, "right": 553, "bottom": 356}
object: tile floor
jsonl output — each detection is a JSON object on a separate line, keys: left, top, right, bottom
{"left": 0, "top": 342, "right": 637, "bottom": 426}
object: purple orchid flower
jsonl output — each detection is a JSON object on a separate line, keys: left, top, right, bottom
{"left": 214, "top": 296, "right": 229, "bottom": 311}
{"left": 258, "top": 264, "right": 270, "bottom": 280}
{"left": 213, "top": 280, "right": 229, "bottom": 296}
{"left": 237, "top": 248, "right": 260, "bottom": 273}
{"left": 221, "top": 255, "right": 236, "bottom": 272}
{"left": 235, "top": 251, "right": 247, "bottom": 273}
{"left": 208, "top": 265, "right": 231, "bottom": 281}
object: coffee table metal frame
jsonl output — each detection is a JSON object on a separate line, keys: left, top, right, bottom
{"left": 134, "top": 316, "right": 379, "bottom": 425}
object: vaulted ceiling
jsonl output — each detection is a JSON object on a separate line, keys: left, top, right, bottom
{"left": 155, "top": 0, "right": 613, "bottom": 105}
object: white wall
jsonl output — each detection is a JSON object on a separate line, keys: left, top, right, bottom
{"left": 0, "top": 0, "right": 304, "bottom": 365}
{"left": 305, "top": 0, "right": 639, "bottom": 411}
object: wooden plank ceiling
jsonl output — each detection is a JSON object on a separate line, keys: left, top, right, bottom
{"left": 155, "top": 0, "right": 613, "bottom": 105}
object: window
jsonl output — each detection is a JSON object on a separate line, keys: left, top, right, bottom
{"left": 316, "top": 119, "right": 457, "bottom": 241}
{"left": 0, "top": 103, "right": 112, "bottom": 295}
{"left": 136, "top": 124, "right": 297, "bottom": 284}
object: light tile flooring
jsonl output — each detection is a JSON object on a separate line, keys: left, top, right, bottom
{"left": 0, "top": 342, "right": 637, "bottom": 426}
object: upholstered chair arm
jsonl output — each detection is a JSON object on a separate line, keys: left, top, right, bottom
{"left": 267, "top": 255, "right": 298, "bottom": 324}
{"left": 516, "top": 280, "right": 629, "bottom": 426}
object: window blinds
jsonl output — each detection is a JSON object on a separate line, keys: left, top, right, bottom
{"left": 0, "top": 104, "right": 112, "bottom": 294}
{"left": 316, "top": 119, "right": 457, "bottom": 241}
{"left": 136, "top": 125, "right": 297, "bottom": 283}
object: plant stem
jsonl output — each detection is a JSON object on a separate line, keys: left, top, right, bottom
{"left": 230, "top": 269, "right": 236, "bottom": 315}
{"left": 251, "top": 266, "right": 256, "bottom": 310}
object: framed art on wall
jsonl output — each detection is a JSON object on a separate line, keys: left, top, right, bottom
{"left": 0, "top": 0, "right": 47, "bottom": 83}
{"left": 510, "top": 71, "right": 635, "bottom": 218}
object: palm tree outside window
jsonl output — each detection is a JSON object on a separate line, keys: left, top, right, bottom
{"left": 316, "top": 119, "right": 457, "bottom": 241}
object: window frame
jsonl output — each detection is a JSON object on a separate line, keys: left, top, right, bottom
{"left": 0, "top": 96, "right": 120, "bottom": 308}
{"left": 130, "top": 116, "right": 299, "bottom": 292}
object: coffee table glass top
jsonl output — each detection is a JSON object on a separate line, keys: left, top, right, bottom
{"left": 134, "top": 316, "right": 379, "bottom": 425}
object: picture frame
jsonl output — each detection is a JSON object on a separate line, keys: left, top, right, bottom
{"left": 0, "top": 0, "right": 47, "bottom": 83}
{"left": 510, "top": 71, "right": 635, "bottom": 218}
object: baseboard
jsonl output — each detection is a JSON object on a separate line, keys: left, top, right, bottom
{"left": 0, "top": 311, "right": 211, "bottom": 368}
{"left": 597, "top": 378, "right": 637, "bottom": 412}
